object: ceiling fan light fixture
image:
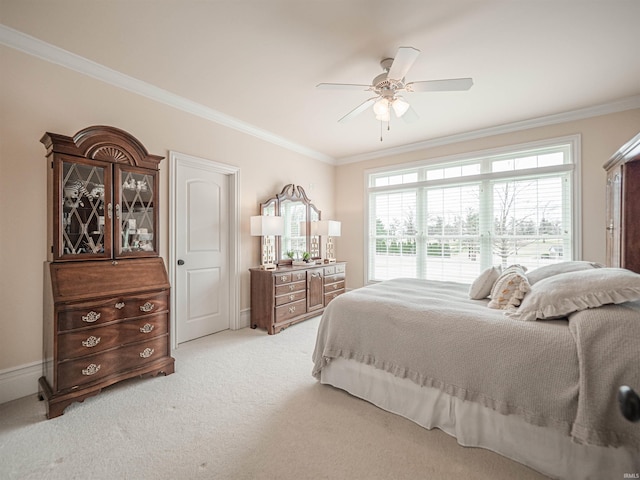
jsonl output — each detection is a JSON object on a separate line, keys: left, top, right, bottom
{"left": 373, "top": 97, "right": 390, "bottom": 116}
{"left": 318, "top": 46, "right": 473, "bottom": 140}
{"left": 392, "top": 96, "right": 410, "bottom": 118}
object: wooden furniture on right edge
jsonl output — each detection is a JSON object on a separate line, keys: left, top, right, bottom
{"left": 604, "top": 132, "right": 640, "bottom": 273}
{"left": 250, "top": 262, "right": 346, "bottom": 334}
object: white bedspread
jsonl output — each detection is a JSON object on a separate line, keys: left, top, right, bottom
{"left": 312, "top": 278, "right": 640, "bottom": 450}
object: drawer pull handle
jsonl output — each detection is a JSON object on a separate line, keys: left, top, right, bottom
{"left": 115, "top": 302, "right": 125, "bottom": 309}
{"left": 82, "top": 336, "right": 101, "bottom": 348}
{"left": 280, "top": 275, "right": 288, "bottom": 282}
{"left": 289, "top": 285, "right": 295, "bottom": 291}
{"left": 297, "top": 273, "right": 304, "bottom": 279}
{"left": 288, "top": 306, "right": 296, "bottom": 314}
{"left": 333, "top": 284, "right": 338, "bottom": 290}
{"left": 139, "top": 323, "right": 154, "bottom": 334}
{"left": 289, "top": 294, "right": 295, "bottom": 301}
{"left": 82, "top": 364, "right": 101, "bottom": 376}
{"left": 140, "top": 348, "right": 155, "bottom": 358}
{"left": 140, "top": 302, "right": 155, "bottom": 312}
{"left": 82, "top": 311, "right": 101, "bottom": 323}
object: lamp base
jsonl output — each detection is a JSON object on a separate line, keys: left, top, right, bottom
{"left": 260, "top": 263, "right": 277, "bottom": 271}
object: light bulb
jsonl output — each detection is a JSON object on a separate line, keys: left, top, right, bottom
{"left": 392, "top": 96, "right": 410, "bottom": 117}
{"left": 373, "top": 98, "right": 389, "bottom": 116}
{"left": 375, "top": 111, "right": 390, "bottom": 122}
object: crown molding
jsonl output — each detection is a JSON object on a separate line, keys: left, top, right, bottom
{"left": 3, "top": 23, "right": 638, "bottom": 168}
{"left": 337, "top": 95, "right": 640, "bottom": 165}
{"left": 0, "top": 24, "right": 335, "bottom": 165}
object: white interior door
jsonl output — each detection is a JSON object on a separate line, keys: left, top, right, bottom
{"left": 175, "top": 159, "right": 230, "bottom": 343}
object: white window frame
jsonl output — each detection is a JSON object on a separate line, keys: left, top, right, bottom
{"left": 363, "top": 135, "right": 582, "bottom": 285}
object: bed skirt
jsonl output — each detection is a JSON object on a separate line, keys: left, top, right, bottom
{"left": 320, "top": 357, "right": 638, "bottom": 480}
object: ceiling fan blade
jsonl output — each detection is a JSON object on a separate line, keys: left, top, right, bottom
{"left": 338, "top": 97, "right": 378, "bottom": 123}
{"left": 400, "top": 105, "right": 419, "bottom": 123}
{"left": 316, "top": 83, "right": 372, "bottom": 90}
{"left": 387, "top": 47, "right": 421, "bottom": 80}
{"left": 407, "top": 78, "right": 474, "bottom": 92}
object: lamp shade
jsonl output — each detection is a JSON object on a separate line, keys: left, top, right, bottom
{"left": 392, "top": 96, "right": 410, "bottom": 118}
{"left": 250, "top": 215, "right": 284, "bottom": 236}
{"left": 316, "top": 220, "right": 341, "bottom": 237}
{"left": 373, "top": 97, "right": 389, "bottom": 116}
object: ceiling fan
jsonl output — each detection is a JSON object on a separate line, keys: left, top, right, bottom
{"left": 317, "top": 47, "right": 473, "bottom": 127}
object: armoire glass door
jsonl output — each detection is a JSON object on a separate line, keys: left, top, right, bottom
{"left": 115, "top": 166, "right": 158, "bottom": 257}
{"left": 57, "top": 157, "right": 112, "bottom": 260}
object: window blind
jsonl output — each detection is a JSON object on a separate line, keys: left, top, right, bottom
{"left": 366, "top": 139, "right": 577, "bottom": 283}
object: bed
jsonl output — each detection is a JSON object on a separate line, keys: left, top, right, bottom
{"left": 312, "top": 265, "right": 640, "bottom": 479}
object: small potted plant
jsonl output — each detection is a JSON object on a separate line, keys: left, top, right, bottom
{"left": 292, "top": 251, "right": 309, "bottom": 266}
{"left": 302, "top": 252, "right": 311, "bottom": 263}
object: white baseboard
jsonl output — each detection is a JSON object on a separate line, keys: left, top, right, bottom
{"left": 238, "top": 308, "right": 251, "bottom": 329}
{"left": 0, "top": 361, "right": 41, "bottom": 405}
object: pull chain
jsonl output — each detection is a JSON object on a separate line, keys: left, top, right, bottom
{"left": 379, "top": 119, "right": 391, "bottom": 141}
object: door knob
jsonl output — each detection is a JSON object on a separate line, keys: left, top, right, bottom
{"left": 177, "top": 259, "right": 185, "bottom": 265}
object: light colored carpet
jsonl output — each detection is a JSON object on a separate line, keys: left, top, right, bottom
{"left": 0, "top": 316, "right": 547, "bottom": 480}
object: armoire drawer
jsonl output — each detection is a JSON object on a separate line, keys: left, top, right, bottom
{"left": 324, "top": 274, "right": 345, "bottom": 285}
{"left": 274, "top": 271, "right": 305, "bottom": 284}
{"left": 274, "top": 298, "right": 307, "bottom": 323}
{"left": 324, "top": 280, "right": 345, "bottom": 293}
{"left": 57, "top": 312, "right": 169, "bottom": 361}
{"left": 323, "top": 264, "right": 345, "bottom": 276}
{"left": 274, "top": 290, "right": 306, "bottom": 306}
{"left": 324, "top": 290, "right": 344, "bottom": 306}
{"left": 57, "top": 335, "right": 168, "bottom": 391}
{"left": 57, "top": 291, "right": 168, "bottom": 331}
{"left": 274, "top": 281, "right": 306, "bottom": 296}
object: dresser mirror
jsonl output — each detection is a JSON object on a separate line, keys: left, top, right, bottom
{"left": 259, "top": 184, "right": 321, "bottom": 263}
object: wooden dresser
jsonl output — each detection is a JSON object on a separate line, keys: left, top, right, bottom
{"left": 604, "top": 132, "right": 640, "bottom": 273}
{"left": 39, "top": 126, "right": 174, "bottom": 418}
{"left": 250, "top": 262, "right": 346, "bottom": 334}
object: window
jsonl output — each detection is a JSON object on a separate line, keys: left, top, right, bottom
{"left": 366, "top": 137, "right": 579, "bottom": 283}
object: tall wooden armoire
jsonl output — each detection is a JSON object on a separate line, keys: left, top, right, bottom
{"left": 39, "top": 126, "right": 174, "bottom": 418}
{"left": 604, "top": 132, "right": 640, "bottom": 274}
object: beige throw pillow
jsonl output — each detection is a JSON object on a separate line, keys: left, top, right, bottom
{"left": 469, "top": 266, "right": 502, "bottom": 300}
{"left": 507, "top": 268, "right": 640, "bottom": 321}
{"left": 488, "top": 265, "right": 530, "bottom": 310}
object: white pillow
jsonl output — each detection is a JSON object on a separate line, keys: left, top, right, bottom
{"left": 469, "top": 266, "right": 502, "bottom": 300}
{"left": 488, "top": 265, "right": 530, "bottom": 310}
{"left": 526, "top": 261, "right": 603, "bottom": 286}
{"left": 507, "top": 268, "right": 640, "bottom": 321}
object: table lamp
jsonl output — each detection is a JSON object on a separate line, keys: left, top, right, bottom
{"left": 251, "top": 215, "right": 284, "bottom": 270}
{"left": 316, "top": 220, "right": 341, "bottom": 263}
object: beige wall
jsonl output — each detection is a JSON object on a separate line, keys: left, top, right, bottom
{"left": 335, "top": 109, "right": 640, "bottom": 289}
{"left": 0, "top": 45, "right": 335, "bottom": 371}
{"left": 1, "top": 39, "right": 639, "bottom": 381}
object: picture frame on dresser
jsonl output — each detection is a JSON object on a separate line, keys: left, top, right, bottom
{"left": 39, "top": 126, "right": 175, "bottom": 418}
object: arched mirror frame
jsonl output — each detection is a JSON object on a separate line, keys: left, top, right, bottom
{"left": 259, "top": 184, "right": 321, "bottom": 264}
